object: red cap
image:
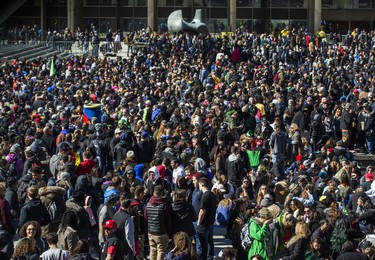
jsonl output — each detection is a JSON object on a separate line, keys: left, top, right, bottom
{"left": 365, "top": 173, "right": 374, "bottom": 181}
{"left": 256, "top": 139, "right": 263, "bottom": 146}
{"left": 327, "top": 148, "right": 334, "bottom": 153}
{"left": 353, "top": 89, "right": 359, "bottom": 94}
{"left": 104, "top": 220, "right": 117, "bottom": 229}
{"left": 90, "top": 93, "right": 98, "bottom": 102}
{"left": 296, "top": 154, "right": 303, "bottom": 161}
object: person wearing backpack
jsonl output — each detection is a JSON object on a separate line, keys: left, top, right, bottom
{"left": 38, "top": 186, "right": 66, "bottom": 235}
{"left": 248, "top": 208, "right": 273, "bottom": 260}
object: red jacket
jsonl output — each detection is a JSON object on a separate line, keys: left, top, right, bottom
{"left": 75, "top": 159, "right": 96, "bottom": 176}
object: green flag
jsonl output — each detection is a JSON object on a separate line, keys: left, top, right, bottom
{"left": 50, "top": 57, "right": 56, "bottom": 76}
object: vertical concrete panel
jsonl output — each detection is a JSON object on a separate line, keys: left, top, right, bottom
{"left": 229, "top": 0, "right": 236, "bottom": 32}
{"left": 148, "top": 0, "right": 156, "bottom": 31}
{"left": 314, "top": 0, "right": 321, "bottom": 32}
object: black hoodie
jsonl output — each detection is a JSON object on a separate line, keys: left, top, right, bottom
{"left": 336, "top": 243, "right": 368, "bottom": 260}
{"left": 171, "top": 200, "right": 197, "bottom": 237}
{"left": 19, "top": 198, "right": 50, "bottom": 228}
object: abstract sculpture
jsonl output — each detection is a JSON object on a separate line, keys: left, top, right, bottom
{"left": 167, "top": 9, "right": 209, "bottom": 33}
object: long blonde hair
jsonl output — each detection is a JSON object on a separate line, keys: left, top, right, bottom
{"left": 154, "top": 121, "right": 167, "bottom": 140}
{"left": 289, "top": 123, "right": 299, "bottom": 134}
{"left": 286, "top": 222, "right": 309, "bottom": 248}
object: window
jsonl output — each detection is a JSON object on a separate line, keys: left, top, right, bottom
{"left": 271, "top": 0, "right": 289, "bottom": 7}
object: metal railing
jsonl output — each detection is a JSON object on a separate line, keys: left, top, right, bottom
{"left": 48, "top": 40, "right": 89, "bottom": 55}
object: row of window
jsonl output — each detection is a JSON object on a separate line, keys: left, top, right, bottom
{"left": 28, "top": 0, "right": 375, "bottom": 8}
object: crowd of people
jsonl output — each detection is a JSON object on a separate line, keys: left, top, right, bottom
{"left": 0, "top": 24, "right": 375, "bottom": 260}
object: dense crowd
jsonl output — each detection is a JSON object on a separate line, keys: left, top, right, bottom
{"left": 0, "top": 26, "right": 375, "bottom": 260}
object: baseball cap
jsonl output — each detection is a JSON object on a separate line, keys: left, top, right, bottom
{"left": 104, "top": 220, "right": 117, "bottom": 229}
{"left": 318, "top": 171, "right": 328, "bottom": 179}
{"left": 114, "top": 128, "right": 122, "bottom": 134}
{"left": 141, "top": 131, "right": 148, "bottom": 138}
{"left": 60, "top": 172, "right": 70, "bottom": 181}
{"left": 365, "top": 173, "right": 374, "bottom": 181}
{"left": 120, "top": 132, "right": 128, "bottom": 141}
{"left": 296, "top": 154, "right": 303, "bottom": 161}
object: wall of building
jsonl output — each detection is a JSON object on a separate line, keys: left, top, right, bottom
{"left": 2, "top": 0, "right": 374, "bottom": 33}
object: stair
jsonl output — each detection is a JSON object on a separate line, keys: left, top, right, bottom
{"left": 0, "top": 41, "right": 96, "bottom": 62}
{"left": 0, "top": 43, "right": 71, "bottom": 62}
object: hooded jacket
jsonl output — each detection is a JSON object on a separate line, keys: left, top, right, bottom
{"left": 66, "top": 200, "right": 92, "bottom": 239}
{"left": 113, "top": 140, "right": 130, "bottom": 169}
{"left": 39, "top": 186, "right": 66, "bottom": 233}
{"left": 75, "top": 175, "right": 100, "bottom": 212}
{"left": 19, "top": 198, "right": 51, "bottom": 228}
{"left": 225, "top": 154, "right": 243, "bottom": 184}
{"left": 248, "top": 218, "right": 270, "bottom": 260}
{"left": 171, "top": 200, "right": 197, "bottom": 237}
{"left": 144, "top": 195, "right": 172, "bottom": 235}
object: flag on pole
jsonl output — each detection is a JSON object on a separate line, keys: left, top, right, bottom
{"left": 50, "top": 57, "right": 56, "bottom": 76}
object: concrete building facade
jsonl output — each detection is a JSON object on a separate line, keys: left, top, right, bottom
{"left": 2, "top": 0, "right": 375, "bottom": 34}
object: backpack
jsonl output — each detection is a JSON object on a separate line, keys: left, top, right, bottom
{"left": 84, "top": 196, "right": 97, "bottom": 227}
{"left": 47, "top": 200, "right": 62, "bottom": 222}
{"left": 241, "top": 221, "right": 253, "bottom": 251}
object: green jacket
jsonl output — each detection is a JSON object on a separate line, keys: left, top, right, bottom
{"left": 305, "top": 250, "right": 319, "bottom": 260}
{"left": 248, "top": 218, "right": 269, "bottom": 260}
